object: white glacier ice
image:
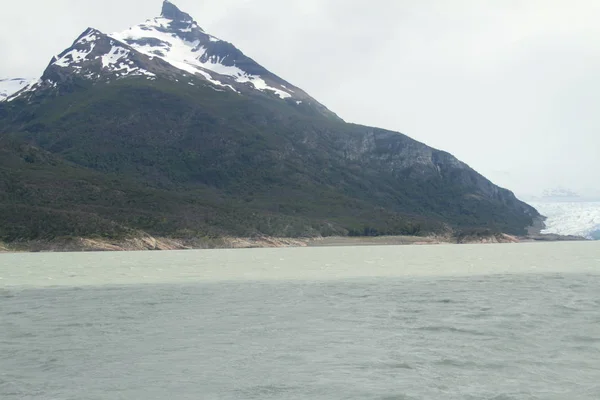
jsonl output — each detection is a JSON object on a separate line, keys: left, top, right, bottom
{"left": 530, "top": 201, "right": 600, "bottom": 239}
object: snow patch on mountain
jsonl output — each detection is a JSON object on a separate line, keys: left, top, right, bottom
{"left": 53, "top": 30, "right": 97, "bottom": 68}
{"left": 49, "top": 32, "right": 156, "bottom": 81}
{"left": 54, "top": 47, "right": 95, "bottom": 67}
{"left": 111, "top": 15, "right": 293, "bottom": 98}
{"left": 101, "top": 46, "right": 129, "bottom": 68}
{"left": 0, "top": 78, "right": 33, "bottom": 101}
{"left": 103, "top": 44, "right": 157, "bottom": 78}
{"left": 531, "top": 201, "right": 600, "bottom": 239}
{"left": 4, "top": 79, "right": 58, "bottom": 102}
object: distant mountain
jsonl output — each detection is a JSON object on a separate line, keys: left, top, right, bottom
{"left": 0, "top": 1, "right": 539, "bottom": 242}
{"left": 525, "top": 188, "right": 600, "bottom": 203}
{"left": 543, "top": 188, "right": 578, "bottom": 197}
{"left": 542, "top": 187, "right": 580, "bottom": 200}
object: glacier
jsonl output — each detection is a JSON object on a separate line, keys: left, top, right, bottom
{"left": 530, "top": 201, "right": 600, "bottom": 239}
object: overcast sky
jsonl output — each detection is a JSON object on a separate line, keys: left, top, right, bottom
{"left": 1, "top": 0, "right": 599, "bottom": 199}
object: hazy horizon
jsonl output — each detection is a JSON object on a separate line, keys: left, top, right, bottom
{"left": 1, "top": 0, "right": 598, "bottom": 199}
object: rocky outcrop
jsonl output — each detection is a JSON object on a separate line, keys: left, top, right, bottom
{"left": 455, "top": 233, "right": 520, "bottom": 244}
{"left": 2, "top": 235, "right": 310, "bottom": 253}
{"left": 525, "top": 234, "right": 587, "bottom": 242}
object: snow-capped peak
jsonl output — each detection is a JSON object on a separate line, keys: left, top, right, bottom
{"left": 111, "top": 2, "right": 296, "bottom": 99}
{"left": 7, "top": 0, "right": 332, "bottom": 114}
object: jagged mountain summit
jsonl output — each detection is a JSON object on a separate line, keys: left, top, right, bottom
{"left": 0, "top": 1, "right": 540, "bottom": 242}
{"left": 6, "top": 1, "right": 331, "bottom": 114}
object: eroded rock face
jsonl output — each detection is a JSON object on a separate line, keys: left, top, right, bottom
{"left": 1, "top": 235, "right": 313, "bottom": 252}
{"left": 337, "top": 126, "right": 537, "bottom": 218}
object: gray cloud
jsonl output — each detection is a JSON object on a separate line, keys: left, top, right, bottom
{"left": 1, "top": 0, "right": 599, "bottom": 198}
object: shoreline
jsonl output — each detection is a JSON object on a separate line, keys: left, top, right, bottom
{"left": 0, "top": 232, "right": 587, "bottom": 254}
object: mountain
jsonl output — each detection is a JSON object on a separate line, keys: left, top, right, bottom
{"left": 0, "top": 1, "right": 540, "bottom": 243}
{"left": 0, "top": 78, "right": 31, "bottom": 101}
{"left": 541, "top": 188, "right": 581, "bottom": 202}
{"left": 543, "top": 188, "right": 579, "bottom": 198}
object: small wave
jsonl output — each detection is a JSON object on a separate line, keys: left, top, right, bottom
{"left": 568, "top": 335, "right": 600, "bottom": 344}
{"left": 237, "top": 384, "right": 298, "bottom": 397}
{"left": 385, "top": 362, "right": 413, "bottom": 370}
{"left": 5, "top": 311, "right": 25, "bottom": 316}
{"left": 436, "top": 359, "right": 507, "bottom": 370}
{"left": 556, "top": 304, "right": 585, "bottom": 312}
{"left": 358, "top": 361, "right": 414, "bottom": 371}
{"left": 437, "top": 358, "right": 478, "bottom": 368}
{"left": 416, "top": 325, "right": 488, "bottom": 336}
{"left": 59, "top": 322, "right": 96, "bottom": 328}
{"left": 140, "top": 301, "right": 160, "bottom": 306}
{"left": 380, "top": 395, "right": 418, "bottom": 400}
{"left": 116, "top": 315, "right": 136, "bottom": 321}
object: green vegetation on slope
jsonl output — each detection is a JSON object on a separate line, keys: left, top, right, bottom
{"left": 0, "top": 77, "right": 537, "bottom": 241}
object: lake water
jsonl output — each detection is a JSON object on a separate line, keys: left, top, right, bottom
{"left": 1, "top": 242, "right": 600, "bottom": 399}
